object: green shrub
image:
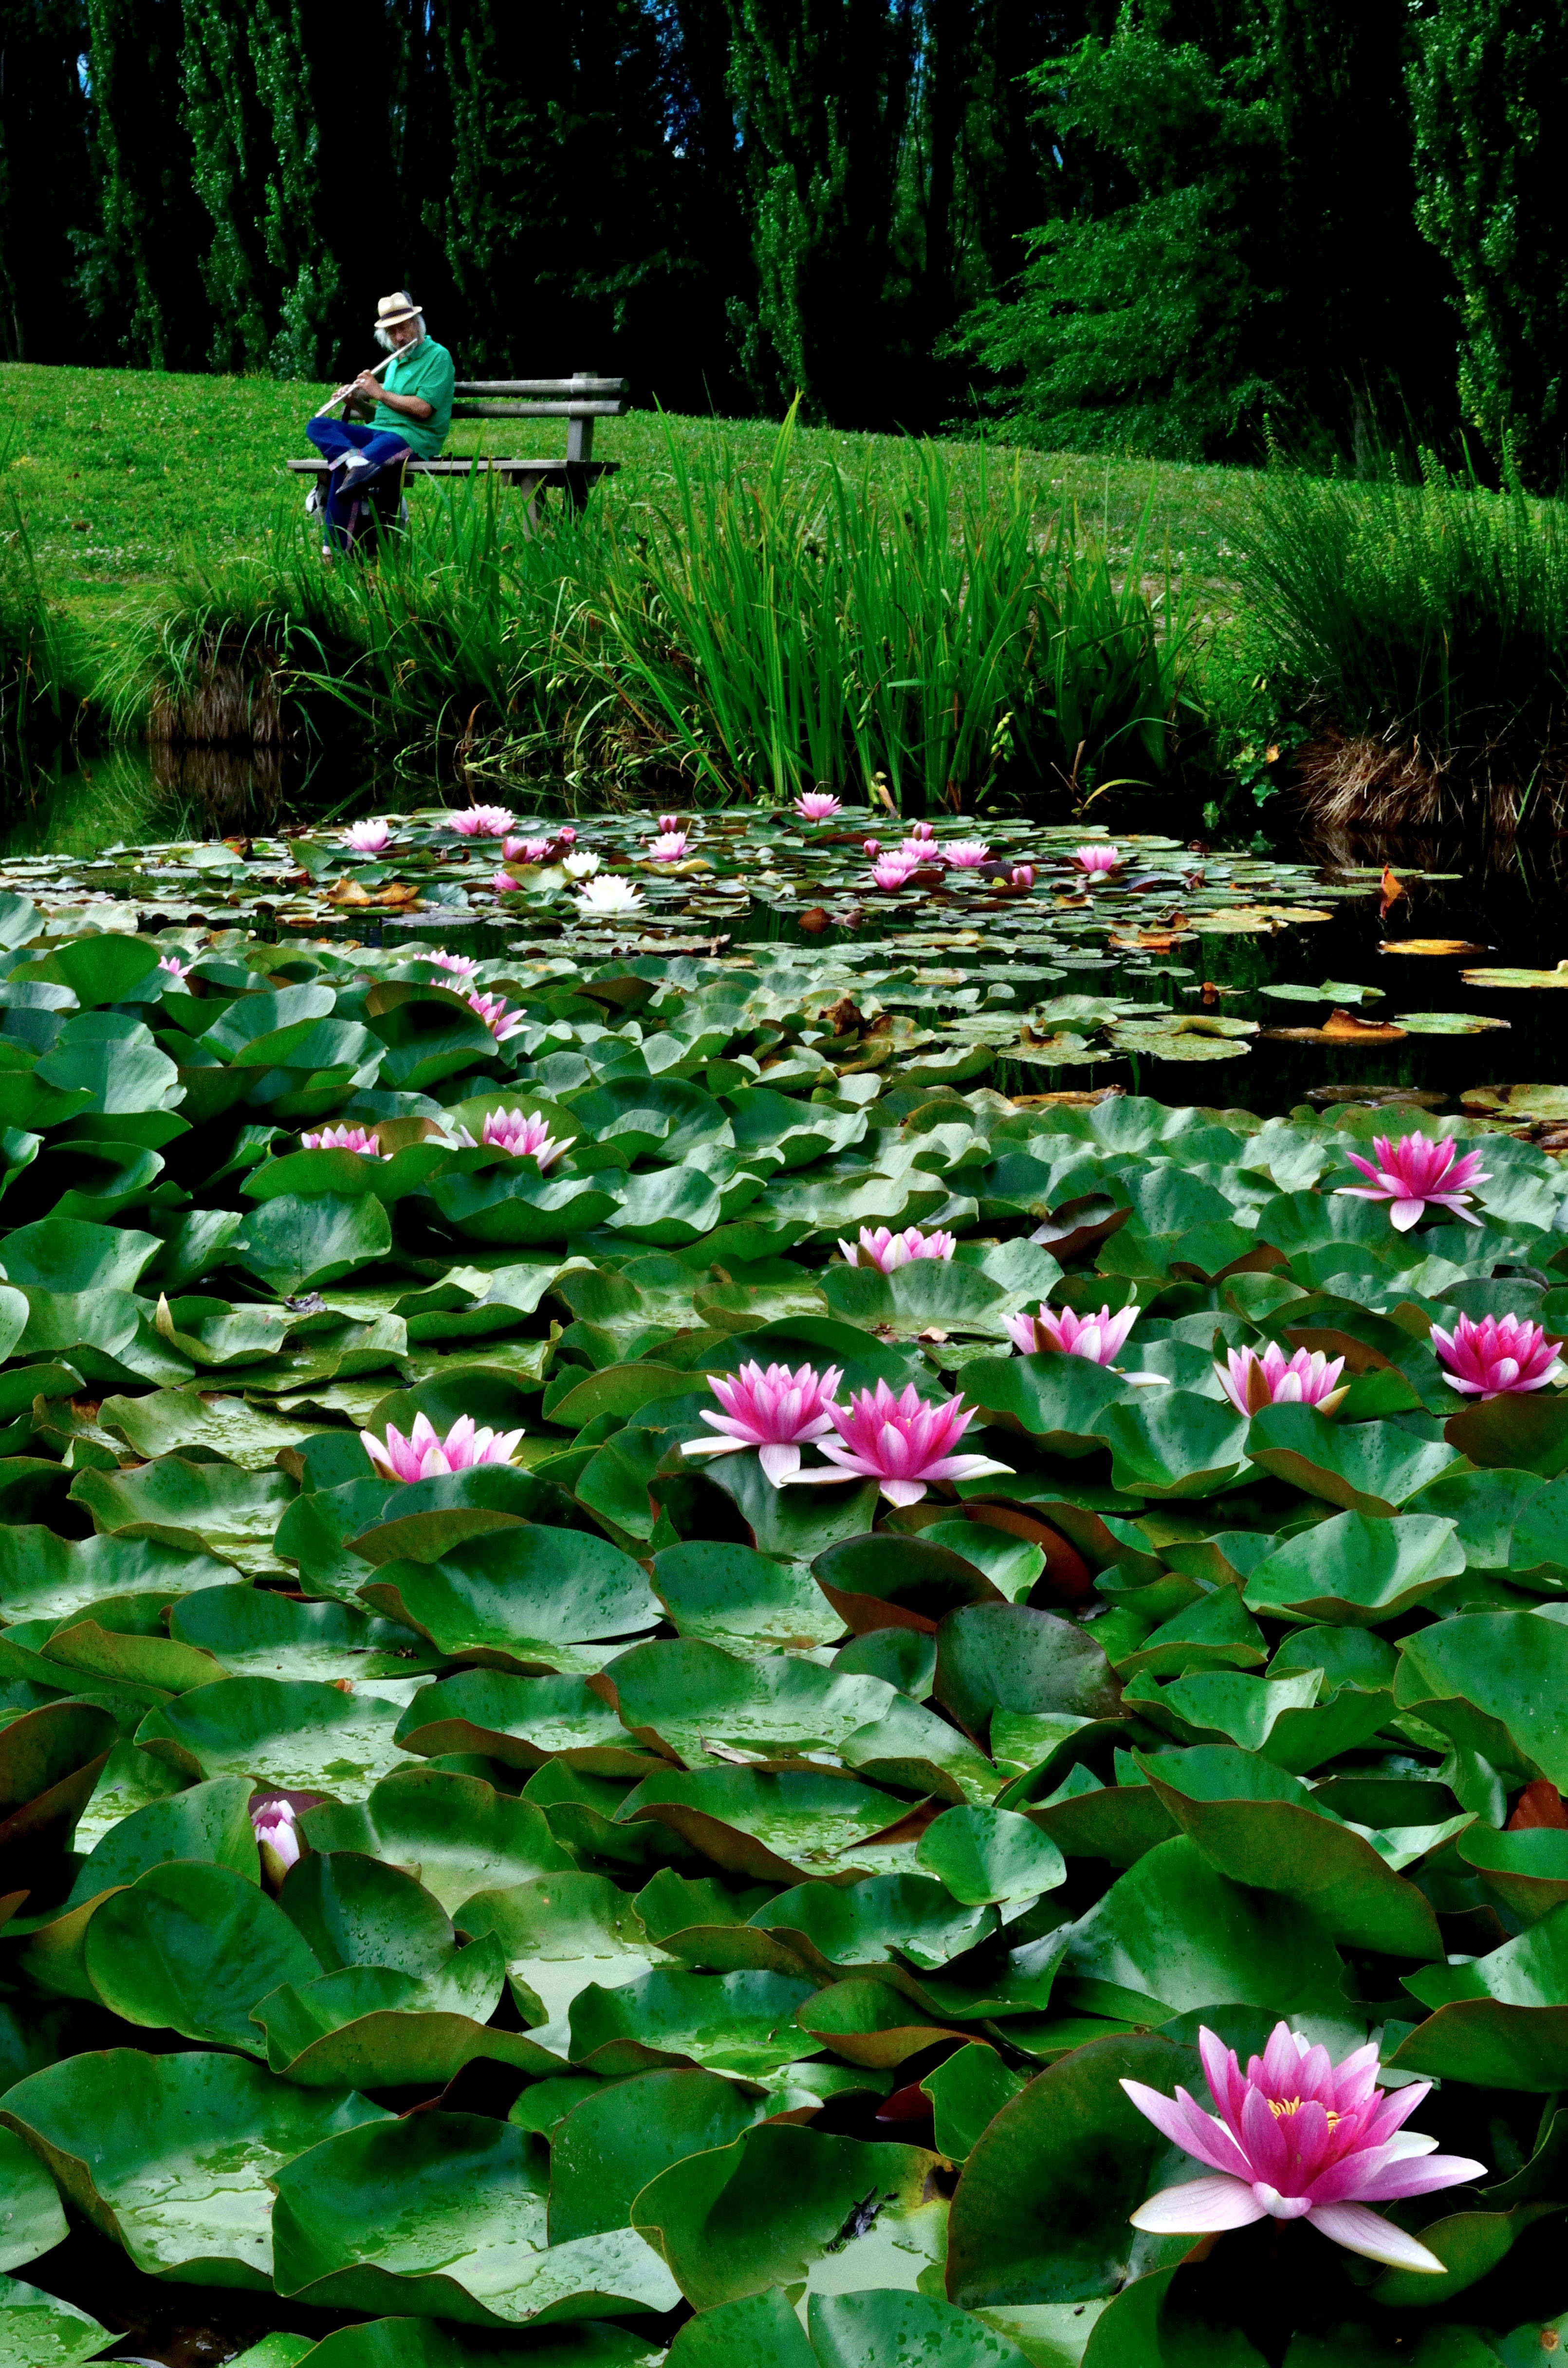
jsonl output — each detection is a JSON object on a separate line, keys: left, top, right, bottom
{"left": 1235, "top": 456, "right": 1568, "bottom": 817}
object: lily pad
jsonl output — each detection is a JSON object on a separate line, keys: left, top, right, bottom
{"left": 0, "top": 2049, "right": 387, "bottom": 2284}
{"left": 272, "top": 2110, "right": 680, "bottom": 2324}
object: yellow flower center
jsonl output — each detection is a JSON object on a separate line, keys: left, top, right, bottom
{"left": 1267, "top": 2097, "right": 1340, "bottom": 2127}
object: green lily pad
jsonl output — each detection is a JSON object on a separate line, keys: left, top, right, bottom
{"left": 459, "top": 1870, "right": 671, "bottom": 2021}
{"left": 1135, "top": 1748, "right": 1442, "bottom": 1957}
{"left": 916, "top": 1805, "right": 1068, "bottom": 1907}
{"left": 134, "top": 1676, "right": 407, "bottom": 1799}
{"left": 70, "top": 1456, "right": 297, "bottom": 1578}
{"left": 602, "top": 1638, "right": 897, "bottom": 1767}
{"left": 630, "top": 2122, "right": 941, "bottom": 2311}
{"left": 1059, "top": 1835, "right": 1353, "bottom": 2032}
{"left": 1245, "top": 1403, "right": 1466, "bottom": 1514}
{"left": 271, "top": 2110, "right": 680, "bottom": 2324}
{"left": 0, "top": 2276, "right": 109, "bottom": 2368}
{"left": 300, "top": 1766, "right": 576, "bottom": 1912}
{"left": 1395, "top": 1898, "right": 1568, "bottom": 2089}
{"left": 0, "top": 2130, "right": 67, "bottom": 2274}
{"left": 82, "top": 1859, "right": 322, "bottom": 2048}
{"left": 615, "top": 1765, "right": 932, "bottom": 1884}
{"left": 393, "top": 1670, "right": 661, "bottom": 1777}
{"left": 944, "top": 2033, "right": 1204, "bottom": 2306}
{"left": 651, "top": 1540, "right": 846, "bottom": 1655}
{"left": 1243, "top": 1510, "right": 1465, "bottom": 1625}
{"left": 0, "top": 2048, "right": 387, "bottom": 2284}
{"left": 548, "top": 2067, "right": 772, "bottom": 2244}
{"left": 359, "top": 1526, "right": 659, "bottom": 1675}
{"left": 1396, "top": 1610, "right": 1568, "bottom": 1787}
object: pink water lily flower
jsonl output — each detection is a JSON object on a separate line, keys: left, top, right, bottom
{"left": 517, "top": 838, "right": 553, "bottom": 863}
{"left": 682, "top": 1358, "right": 845, "bottom": 1487}
{"left": 658, "top": 813, "right": 680, "bottom": 831}
{"left": 941, "top": 838, "right": 992, "bottom": 868}
{"left": 785, "top": 1379, "right": 1013, "bottom": 1508}
{"left": 1123, "top": 2020, "right": 1485, "bottom": 2274}
{"left": 456, "top": 1106, "right": 567, "bottom": 1171}
{"left": 1336, "top": 1131, "right": 1492, "bottom": 1232}
{"left": 871, "top": 857, "right": 919, "bottom": 891}
{"left": 863, "top": 838, "right": 882, "bottom": 858}
{"left": 157, "top": 953, "right": 191, "bottom": 981}
{"left": 1432, "top": 1311, "right": 1567, "bottom": 1398}
{"left": 299, "top": 1123, "right": 385, "bottom": 1156}
{"left": 1218, "top": 1341, "right": 1348, "bottom": 1417}
{"left": 343, "top": 817, "right": 391, "bottom": 853}
{"left": 795, "top": 792, "right": 843, "bottom": 820}
{"left": 909, "top": 820, "right": 936, "bottom": 840}
{"left": 493, "top": 869, "right": 523, "bottom": 892}
{"left": 1008, "top": 1300, "right": 1138, "bottom": 1364}
{"left": 557, "top": 825, "right": 577, "bottom": 844}
{"left": 1074, "top": 842, "right": 1121, "bottom": 874}
{"left": 648, "top": 831, "right": 690, "bottom": 862}
{"left": 468, "top": 990, "right": 527, "bottom": 1043}
{"left": 449, "top": 804, "right": 515, "bottom": 837}
{"left": 250, "top": 1795, "right": 301, "bottom": 1873}
{"left": 840, "top": 1224, "right": 956, "bottom": 1274}
{"left": 1012, "top": 865, "right": 1036, "bottom": 889}
{"left": 361, "top": 1410, "right": 525, "bottom": 1483}
{"left": 429, "top": 949, "right": 480, "bottom": 979}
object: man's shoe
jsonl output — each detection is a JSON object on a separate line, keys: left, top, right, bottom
{"left": 341, "top": 451, "right": 374, "bottom": 478}
{"left": 304, "top": 484, "right": 323, "bottom": 515}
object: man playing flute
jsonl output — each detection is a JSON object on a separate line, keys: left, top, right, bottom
{"left": 305, "top": 291, "right": 456, "bottom": 554}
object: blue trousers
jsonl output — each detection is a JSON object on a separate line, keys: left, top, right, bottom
{"left": 305, "top": 417, "right": 411, "bottom": 546}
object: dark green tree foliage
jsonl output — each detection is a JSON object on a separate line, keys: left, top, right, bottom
{"left": 441, "top": 0, "right": 687, "bottom": 376}
{"left": 1410, "top": 0, "right": 1568, "bottom": 488}
{"left": 180, "top": 0, "right": 351, "bottom": 376}
{"left": 725, "top": 0, "right": 920, "bottom": 423}
{"left": 950, "top": 0, "right": 1284, "bottom": 456}
{"left": 950, "top": 0, "right": 1458, "bottom": 461}
{"left": 74, "top": 0, "right": 210, "bottom": 368}
{"left": 179, "top": 0, "right": 279, "bottom": 370}
{"left": 1272, "top": 0, "right": 1454, "bottom": 430}
{"left": 0, "top": 0, "right": 96, "bottom": 362}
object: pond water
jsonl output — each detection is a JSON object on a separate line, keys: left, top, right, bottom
{"left": 6, "top": 741, "right": 1568, "bottom": 1131}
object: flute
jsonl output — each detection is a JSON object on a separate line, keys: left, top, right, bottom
{"left": 312, "top": 352, "right": 394, "bottom": 420}
{"left": 313, "top": 327, "right": 428, "bottom": 420}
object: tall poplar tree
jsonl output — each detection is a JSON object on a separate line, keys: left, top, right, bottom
{"left": 0, "top": 0, "right": 95, "bottom": 362}
{"left": 75, "top": 0, "right": 210, "bottom": 367}
{"left": 725, "top": 0, "right": 920, "bottom": 423}
{"left": 1409, "top": 0, "right": 1568, "bottom": 487}
{"left": 440, "top": 0, "right": 683, "bottom": 377}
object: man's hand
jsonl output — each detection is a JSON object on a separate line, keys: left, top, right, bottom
{"left": 353, "top": 370, "right": 383, "bottom": 400}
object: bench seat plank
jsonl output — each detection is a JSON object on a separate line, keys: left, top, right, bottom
{"left": 285, "top": 457, "right": 618, "bottom": 477}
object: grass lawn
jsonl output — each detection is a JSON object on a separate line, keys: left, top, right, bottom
{"left": 1, "top": 363, "right": 1258, "bottom": 649}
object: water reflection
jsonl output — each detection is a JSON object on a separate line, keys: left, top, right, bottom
{"left": 0, "top": 740, "right": 414, "bottom": 855}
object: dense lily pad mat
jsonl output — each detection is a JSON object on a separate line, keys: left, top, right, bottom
{"left": 3, "top": 865, "right": 1568, "bottom": 2367}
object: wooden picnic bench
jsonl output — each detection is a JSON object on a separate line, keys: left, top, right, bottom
{"left": 287, "top": 372, "right": 628, "bottom": 522}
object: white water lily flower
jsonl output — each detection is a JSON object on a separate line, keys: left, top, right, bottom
{"left": 575, "top": 875, "right": 645, "bottom": 916}
{"left": 562, "top": 850, "right": 601, "bottom": 879}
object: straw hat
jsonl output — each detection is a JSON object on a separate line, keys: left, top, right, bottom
{"left": 375, "top": 292, "right": 421, "bottom": 330}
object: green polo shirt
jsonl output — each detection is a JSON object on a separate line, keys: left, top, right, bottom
{"left": 371, "top": 336, "right": 455, "bottom": 458}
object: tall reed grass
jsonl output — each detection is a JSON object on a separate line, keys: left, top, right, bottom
{"left": 0, "top": 498, "right": 90, "bottom": 768}
{"left": 1238, "top": 458, "right": 1568, "bottom": 829}
{"left": 119, "top": 411, "right": 1204, "bottom": 814}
